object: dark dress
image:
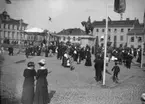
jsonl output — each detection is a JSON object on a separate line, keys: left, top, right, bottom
{"left": 34, "top": 69, "right": 49, "bottom": 104}
{"left": 85, "top": 51, "right": 92, "bottom": 66}
{"left": 21, "top": 69, "right": 36, "bottom": 104}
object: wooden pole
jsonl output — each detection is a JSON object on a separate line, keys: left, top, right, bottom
{"left": 103, "top": 3, "right": 108, "bottom": 85}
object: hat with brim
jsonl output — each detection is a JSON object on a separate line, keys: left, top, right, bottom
{"left": 38, "top": 59, "right": 45, "bottom": 65}
{"left": 27, "top": 62, "right": 35, "bottom": 67}
{"left": 141, "top": 93, "right": 145, "bottom": 101}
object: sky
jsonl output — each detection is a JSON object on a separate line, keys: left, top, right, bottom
{"left": 0, "top": 0, "right": 145, "bottom": 32}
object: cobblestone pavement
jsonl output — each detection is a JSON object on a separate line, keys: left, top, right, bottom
{"left": 0, "top": 53, "right": 145, "bottom": 104}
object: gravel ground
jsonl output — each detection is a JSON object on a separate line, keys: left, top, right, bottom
{"left": 0, "top": 53, "right": 145, "bottom": 104}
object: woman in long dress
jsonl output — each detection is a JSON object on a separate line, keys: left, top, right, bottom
{"left": 34, "top": 59, "right": 51, "bottom": 104}
{"left": 21, "top": 62, "right": 36, "bottom": 104}
{"left": 85, "top": 50, "right": 92, "bottom": 66}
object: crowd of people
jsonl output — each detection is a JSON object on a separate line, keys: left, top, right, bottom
{"left": 0, "top": 42, "right": 144, "bottom": 104}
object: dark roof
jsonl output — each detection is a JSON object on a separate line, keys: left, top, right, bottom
{"left": 92, "top": 19, "right": 140, "bottom": 27}
{"left": 57, "top": 28, "right": 87, "bottom": 35}
{"left": 127, "top": 26, "right": 144, "bottom": 35}
{"left": 0, "top": 12, "right": 28, "bottom": 26}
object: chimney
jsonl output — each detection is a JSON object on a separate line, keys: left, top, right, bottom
{"left": 126, "top": 18, "right": 130, "bottom": 21}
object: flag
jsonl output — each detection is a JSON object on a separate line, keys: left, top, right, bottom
{"left": 5, "top": 0, "right": 11, "bottom": 4}
{"left": 49, "top": 17, "right": 52, "bottom": 22}
{"left": 108, "top": 16, "right": 111, "bottom": 21}
{"left": 114, "top": 0, "right": 126, "bottom": 13}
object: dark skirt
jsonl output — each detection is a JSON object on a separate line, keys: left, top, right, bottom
{"left": 85, "top": 58, "right": 92, "bottom": 66}
{"left": 21, "top": 86, "right": 34, "bottom": 104}
{"left": 34, "top": 86, "right": 49, "bottom": 104}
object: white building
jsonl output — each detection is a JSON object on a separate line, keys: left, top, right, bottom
{"left": 127, "top": 24, "right": 145, "bottom": 48}
{"left": 0, "top": 11, "right": 28, "bottom": 44}
{"left": 92, "top": 18, "right": 140, "bottom": 48}
{"left": 56, "top": 28, "right": 95, "bottom": 47}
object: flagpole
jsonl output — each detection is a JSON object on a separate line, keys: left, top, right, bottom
{"left": 141, "top": 40, "right": 144, "bottom": 68}
{"left": 141, "top": 10, "right": 145, "bottom": 69}
{"left": 103, "top": 3, "right": 108, "bottom": 86}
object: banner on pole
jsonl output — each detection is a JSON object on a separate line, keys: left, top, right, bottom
{"left": 114, "top": 0, "right": 126, "bottom": 13}
{"left": 5, "top": 0, "right": 11, "bottom": 4}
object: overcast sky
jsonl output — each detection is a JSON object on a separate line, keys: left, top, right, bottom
{"left": 0, "top": 0, "right": 145, "bottom": 32}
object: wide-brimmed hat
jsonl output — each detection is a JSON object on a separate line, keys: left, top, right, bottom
{"left": 38, "top": 59, "right": 45, "bottom": 65}
{"left": 141, "top": 93, "right": 145, "bottom": 101}
{"left": 27, "top": 62, "right": 35, "bottom": 67}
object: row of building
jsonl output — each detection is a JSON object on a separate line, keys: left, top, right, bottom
{"left": 0, "top": 11, "right": 46, "bottom": 45}
{"left": 0, "top": 11, "right": 144, "bottom": 48}
{"left": 55, "top": 17, "right": 144, "bottom": 48}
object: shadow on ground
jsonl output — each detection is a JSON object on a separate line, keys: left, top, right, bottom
{"left": 48, "top": 90, "right": 56, "bottom": 103}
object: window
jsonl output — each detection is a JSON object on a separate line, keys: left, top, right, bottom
{"left": 8, "top": 24, "right": 10, "bottom": 29}
{"left": 102, "top": 29, "right": 105, "bottom": 32}
{"left": 12, "top": 32, "right": 14, "bottom": 39}
{"left": 138, "top": 37, "right": 142, "bottom": 42}
{"left": 120, "top": 36, "right": 123, "bottom": 41}
{"left": 17, "top": 26, "right": 19, "bottom": 30}
{"left": 100, "top": 38, "right": 104, "bottom": 41}
{"left": 114, "top": 29, "right": 117, "bottom": 32}
{"left": 8, "top": 32, "right": 10, "bottom": 38}
{"left": 4, "top": 24, "right": 6, "bottom": 29}
{"left": 130, "top": 37, "right": 134, "bottom": 42}
{"left": 73, "top": 37, "right": 75, "bottom": 41}
{"left": 78, "top": 37, "right": 81, "bottom": 41}
{"left": 121, "top": 28, "right": 124, "bottom": 32}
{"left": 108, "top": 35, "right": 111, "bottom": 41}
{"left": 131, "top": 45, "right": 134, "bottom": 48}
{"left": 96, "top": 29, "right": 99, "bottom": 32}
{"left": 114, "top": 36, "right": 117, "bottom": 41}
{"left": 119, "top": 44, "right": 123, "bottom": 47}
{"left": 67, "top": 36, "right": 70, "bottom": 41}
{"left": 4, "top": 31, "right": 6, "bottom": 38}
{"left": 138, "top": 45, "right": 141, "bottom": 48}
{"left": 101, "top": 43, "right": 104, "bottom": 47}
{"left": 108, "top": 29, "right": 111, "bottom": 32}
{"left": 128, "top": 28, "right": 130, "bottom": 32}
{"left": 63, "top": 37, "right": 65, "bottom": 41}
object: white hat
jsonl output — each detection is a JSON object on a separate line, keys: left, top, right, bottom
{"left": 141, "top": 93, "right": 145, "bottom": 101}
{"left": 38, "top": 59, "right": 45, "bottom": 64}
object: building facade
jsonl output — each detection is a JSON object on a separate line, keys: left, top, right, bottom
{"left": 92, "top": 18, "right": 140, "bottom": 48}
{"left": 0, "top": 11, "right": 28, "bottom": 44}
{"left": 127, "top": 24, "right": 145, "bottom": 48}
{"left": 56, "top": 28, "right": 95, "bottom": 47}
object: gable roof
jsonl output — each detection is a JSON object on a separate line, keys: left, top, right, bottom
{"left": 0, "top": 12, "right": 28, "bottom": 26}
{"left": 127, "top": 26, "right": 144, "bottom": 35}
{"left": 92, "top": 19, "right": 140, "bottom": 28}
{"left": 57, "top": 28, "right": 87, "bottom": 35}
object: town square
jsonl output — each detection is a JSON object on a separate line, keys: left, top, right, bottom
{"left": 0, "top": 0, "right": 145, "bottom": 104}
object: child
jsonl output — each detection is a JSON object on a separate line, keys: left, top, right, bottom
{"left": 111, "top": 62, "right": 120, "bottom": 83}
{"left": 69, "top": 55, "right": 75, "bottom": 71}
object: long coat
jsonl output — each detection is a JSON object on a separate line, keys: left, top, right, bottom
{"left": 21, "top": 68, "right": 36, "bottom": 104}
{"left": 85, "top": 51, "right": 92, "bottom": 66}
{"left": 34, "top": 68, "right": 49, "bottom": 104}
{"left": 94, "top": 59, "right": 104, "bottom": 82}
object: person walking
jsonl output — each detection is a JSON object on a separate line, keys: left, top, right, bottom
{"left": 111, "top": 62, "right": 120, "bottom": 83}
{"left": 94, "top": 55, "right": 104, "bottom": 82}
{"left": 21, "top": 62, "right": 36, "bottom": 104}
{"left": 85, "top": 50, "right": 92, "bottom": 66}
{"left": 34, "top": 59, "right": 52, "bottom": 104}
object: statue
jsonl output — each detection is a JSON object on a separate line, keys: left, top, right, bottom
{"left": 81, "top": 16, "right": 93, "bottom": 34}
